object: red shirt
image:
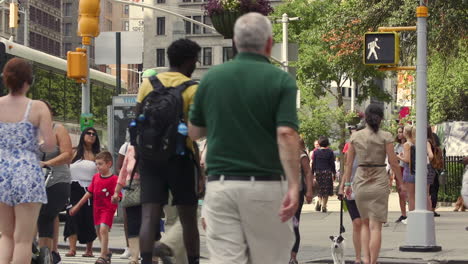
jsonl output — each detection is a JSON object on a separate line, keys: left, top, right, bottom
{"left": 342, "top": 142, "right": 350, "bottom": 153}
{"left": 88, "top": 173, "right": 121, "bottom": 227}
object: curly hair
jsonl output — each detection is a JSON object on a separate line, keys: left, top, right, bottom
{"left": 167, "top": 39, "right": 201, "bottom": 68}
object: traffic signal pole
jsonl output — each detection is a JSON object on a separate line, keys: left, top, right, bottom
{"left": 399, "top": 1, "right": 441, "bottom": 252}
{"left": 81, "top": 44, "right": 91, "bottom": 114}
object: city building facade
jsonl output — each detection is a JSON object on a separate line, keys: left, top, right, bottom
{"left": 0, "top": 0, "right": 62, "bottom": 57}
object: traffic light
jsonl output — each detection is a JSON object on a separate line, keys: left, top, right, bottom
{"left": 9, "top": 3, "right": 19, "bottom": 28}
{"left": 363, "top": 32, "right": 400, "bottom": 65}
{"left": 67, "top": 48, "right": 88, "bottom": 83}
{"left": 78, "top": 0, "right": 100, "bottom": 45}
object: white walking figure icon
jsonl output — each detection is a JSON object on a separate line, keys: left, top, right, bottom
{"left": 367, "top": 38, "right": 380, "bottom": 60}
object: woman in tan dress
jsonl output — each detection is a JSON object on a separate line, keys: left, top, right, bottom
{"left": 340, "top": 104, "right": 405, "bottom": 264}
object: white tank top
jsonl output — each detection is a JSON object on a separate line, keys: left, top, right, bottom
{"left": 70, "top": 159, "right": 97, "bottom": 187}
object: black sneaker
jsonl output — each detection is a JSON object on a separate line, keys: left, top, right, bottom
{"left": 315, "top": 202, "right": 321, "bottom": 212}
{"left": 395, "top": 215, "right": 407, "bottom": 223}
{"left": 434, "top": 212, "right": 441, "bottom": 217}
{"left": 51, "top": 251, "right": 61, "bottom": 264}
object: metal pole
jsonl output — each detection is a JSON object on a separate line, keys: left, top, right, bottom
{"left": 23, "top": 7, "right": 28, "bottom": 47}
{"left": 81, "top": 45, "right": 91, "bottom": 114}
{"left": 138, "top": 70, "right": 142, "bottom": 88}
{"left": 351, "top": 80, "right": 356, "bottom": 112}
{"left": 400, "top": 0, "right": 441, "bottom": 252}
{"left": 282, "top": 13, "right": 288, "bottom": 73}
{"left": 414, "top": 6, "right": 428, "bottom": 211}
{"left": 116, "top": 32, "right": 121, "bottom": 95}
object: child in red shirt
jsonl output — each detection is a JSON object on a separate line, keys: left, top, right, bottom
{"left": 70, "top": 151, "right": 121, "bottom": 264}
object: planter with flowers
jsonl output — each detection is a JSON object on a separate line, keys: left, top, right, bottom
{"left": 203, "top": 0, "right": 274, "bottom": 39}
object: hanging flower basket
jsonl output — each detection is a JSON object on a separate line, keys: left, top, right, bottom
{"left": 210, "top": 11, "right": 242, "bottom": 39}
{"left": 203, "top": 0, "right": 274, "bottom": 39}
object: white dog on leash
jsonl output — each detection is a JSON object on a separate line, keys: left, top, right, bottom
{"left": 330, "top": 235, "right": 345, "bottom": 264}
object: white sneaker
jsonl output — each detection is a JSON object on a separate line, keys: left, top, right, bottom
{"left": 119, "top": 247, "right": 131, "bottom": 259}
{"left": 383, "top": 222, "right": 390, "bottom": 227}
{"left": 402, "top": 219, "right": 407, "bottom": 225}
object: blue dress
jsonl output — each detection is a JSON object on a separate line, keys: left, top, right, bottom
{"left": 0, "top": 100, "right": 47, "bottom": 206}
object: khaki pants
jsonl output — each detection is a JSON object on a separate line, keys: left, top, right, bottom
{"left": 203, "top": 178, "right": 294, "bottom": 264}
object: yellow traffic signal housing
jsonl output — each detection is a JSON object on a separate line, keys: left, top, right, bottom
{"left": 67, "top": 48, "right": 88, "bottom": 83}
{"left": 9, "top": 3, "right": 19, "bottom": 28}
{"left": 78, "top": 0, "right": 100, "bottom": 44}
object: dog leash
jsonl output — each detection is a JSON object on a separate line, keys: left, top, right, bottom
{"left": 339, "top": 196, "right": 345, "bottom": 235}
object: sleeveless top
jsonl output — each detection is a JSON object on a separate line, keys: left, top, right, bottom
{"left": 70, "top": 159, "right": 97, "bottom": 188}
{"left": 40, "top": 125, "right": 71, "bottom": 188}
{"left": 0, "top": 100, "right": 47, "bottom": 205}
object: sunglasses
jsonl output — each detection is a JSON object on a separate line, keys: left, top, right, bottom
{"left": 86, "top": 132, "right": 96, "bottom": 137}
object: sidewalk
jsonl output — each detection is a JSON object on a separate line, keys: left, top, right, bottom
{"left": 58, "top": 193, "right": 468, "bottom": 263}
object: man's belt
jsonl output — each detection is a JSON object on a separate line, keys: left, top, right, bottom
{"left": 208, "top": 174, "right": 285, "bottom": 182}
{"left": 358, "top": 164, "right": 386, "bottom": 167}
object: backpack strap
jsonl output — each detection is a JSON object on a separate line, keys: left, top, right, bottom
{"left": 148, "top": 76, "right": 165, "bottom": 91}
{"left": 174, "top": 80, "right": 197, "bottom": 94}
{"left": 174, "top": 80, "right": 198, "bottom": 120}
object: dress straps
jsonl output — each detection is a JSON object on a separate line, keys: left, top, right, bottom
{"left": 22, "top": 100, "right": 33, "bottom": 122}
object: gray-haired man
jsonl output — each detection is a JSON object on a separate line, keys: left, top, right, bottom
{"left": 188, "top": 12, "right": 300, "bottom": 264}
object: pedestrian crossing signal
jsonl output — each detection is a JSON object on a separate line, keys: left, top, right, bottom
{"left": 363, "top": 32, "right": 399, "bottom": 65}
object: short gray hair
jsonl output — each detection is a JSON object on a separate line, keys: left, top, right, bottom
{"left": 234, "top": 13, "right": 272, "bottom": 53}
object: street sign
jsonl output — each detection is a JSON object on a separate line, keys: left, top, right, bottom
{"left": 363, "top": 32, "right": 399, "bottom": 65}
{"left": 272, "top": 43, "right": 299, "bottom": 61}
{"left": 95, "top": 31, "right": 144, "bottom": 64}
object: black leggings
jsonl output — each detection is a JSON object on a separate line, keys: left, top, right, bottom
{"left": 292, "top": 190, "right": 305, "bottom": 253}
{"left": 38, "top": 183, "right": 70, "bottom": 238}
{"left": 430, "top": 172, "right": 440, "bottom": 209}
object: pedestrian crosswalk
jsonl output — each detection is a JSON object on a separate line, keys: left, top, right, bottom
{"left": 57, "top": 250, "right": 130, "bottom": 264}
{"left": 57, "top": 249, "right": 210, "bottom": 264}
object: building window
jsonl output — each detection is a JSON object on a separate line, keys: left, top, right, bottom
{"left": 183, "top": 0, "right": 191, "bottom": 2}
{"left": 185, "top": 16, "right": 191, "bottom": 34}
{"left": 203, "top": 47, "right": 212, "bottom": 66}
{"left": 63, "top": 3, "right": 72, "bottom": 16}
{"left": 107, "top": 2, "right": 112, "bottom": 14}
{"left": 107, "top": 19, "right": 112, "bottom": 31}
{"left": 124, "top": 5, "right": 129, "bottom": 15}
{"left": 64, "top": 23, "right": 72, "bottom": 36}
{"left": 63, "top": 43, "right": 72, "bottom": 57}
{"left": 203, "top": 16, "right": 213, "bottom": 34}
{"left": 157, "top": 0, "right": 166, "bottom": 3}
{"left": 223, "top": 47, "right": 233, "bottom": 62}
{"left": 192, "top": 16, "right": 201, "bottom": 34}
{"left": 156, "top": 17, "right": 165, "bottom": 35}
{"left": 123, "top": 21, "right": 129, "bottom": 31}
{"left": 156, "top": 49, "right": 165, "bottom": 67}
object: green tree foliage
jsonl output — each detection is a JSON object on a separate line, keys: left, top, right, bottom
{"left": 27, "top": 66, "right": 113, "bottom": 126}
{"left": 427, "top": 39, "right": 468, "bottom": 124}
{"left": 273, "top": 0, "right": 467, "bottom": 145}
{"left": 273, "top": 0, "right": 391, "bottom": 149}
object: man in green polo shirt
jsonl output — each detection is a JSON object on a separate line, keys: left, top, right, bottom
{"left": 189, "top": 12, "right": 300, "bottom": 264}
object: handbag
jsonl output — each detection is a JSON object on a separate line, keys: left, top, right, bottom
{"left": 121, "top": 178, "right": 141, "bottom": 208}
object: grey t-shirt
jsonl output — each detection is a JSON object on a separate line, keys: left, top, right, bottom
{"left": 41, "top": 145, "right": 71, "bottom": 188}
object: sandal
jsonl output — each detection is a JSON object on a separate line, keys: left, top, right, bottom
{"left": 94, "top": 257, "right": 110, "bottom": 264}
{"left": 83, "top": 252, "right": 95, "bottom": 257}
{"left": 95, "top": 257, "right": 110, "bottom": 264}
{"left": 65, "top": 250, "right": 76, "bottom": 257}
